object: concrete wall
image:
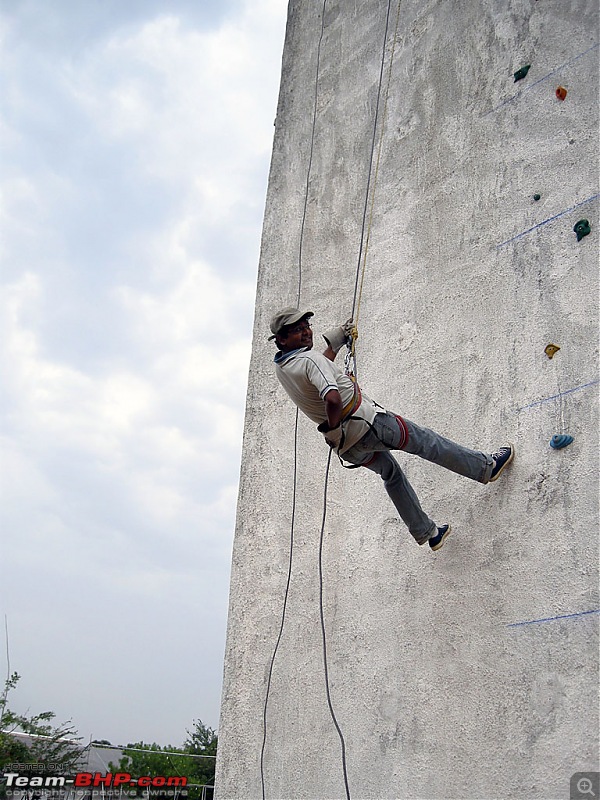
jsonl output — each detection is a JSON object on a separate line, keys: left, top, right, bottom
{"left": 216, "top": 1, "right": 599, "bottom": 798}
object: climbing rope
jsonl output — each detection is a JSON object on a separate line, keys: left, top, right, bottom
{"left": 347, "top": 0, "right": 403, "bottom": 381}
{"left": 260, "top": 3, "right": 327, "bottom": 799}
{"left": 259, "top": 412, "right": 301, "bottom": 800}
{"left": 316, "top": 4, "right": 403, "bottom": 797}
{"left": 261, "top": 2, "right": 402, "bottom": 798}
{"left": 352, "top": 0, "right": 402, "bottom": 325}
{"left": 297, "top": 0, "right": 328, "bottom": 304}
{"left": 318, "top": 448, "right": 351, "bottom": 800}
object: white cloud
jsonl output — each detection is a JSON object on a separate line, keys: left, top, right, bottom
{"left": 68, "top": 5, "right": 280, "bottom": 187}
{"left": 0, "top": 0, "right": 287, "bottom": 742}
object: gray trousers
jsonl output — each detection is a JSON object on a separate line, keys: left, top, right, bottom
{"left": 342, "top": 411, "right": 494, "bottom": 544}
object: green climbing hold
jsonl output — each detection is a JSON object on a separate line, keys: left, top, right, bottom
{"left": 533, "top": 194, "right": 541, "bottom": 201}
{"left": 550, "top": 434, "right": 574, "bottom": 450}
{"left": 573, "top": 219, "right": 591, "bottom": 242}
{"left": 514, "top": 65, "right": 531, "bottom": 82}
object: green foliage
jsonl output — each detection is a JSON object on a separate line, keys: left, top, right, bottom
{"left": 109, "top": 722, "right": 217, "bottom": 799}
{"left": 0, "top": 674, "right": 217, "bottom": 800}
{"left": 0, "top": 673, "right": 82, "bottom": 798}
{"left": 109, "top": 742, "right": 184, "bottom": 784}
{"left": 184, "top": 719, "right": 217, "bottom": 790}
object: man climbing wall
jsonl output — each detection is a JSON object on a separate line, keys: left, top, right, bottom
{"left": 270, "top": 307, "right": 515, "bottom": 551}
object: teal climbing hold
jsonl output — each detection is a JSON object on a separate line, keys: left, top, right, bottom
{"left": 550, "top": 434, "right": 574, "bottom": 450}
{"left": 533, "top": 194, "right": 541, "bottom": 201}
{"left": 514, "top": 65, "right": 531, "bottom": 82}
{"left": 574, "top": 219, "right": 591, "bottom": 241}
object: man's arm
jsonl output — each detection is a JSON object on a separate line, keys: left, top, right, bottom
{"left": 323, "top": 344, "right": 337, "bottom": 362}
{"left": 324, "top": 388, "right": 343, "bottom": 429}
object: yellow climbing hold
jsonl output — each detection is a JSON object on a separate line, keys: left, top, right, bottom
{"left": 545, "top": 343, "right": 560, "bottom": 359}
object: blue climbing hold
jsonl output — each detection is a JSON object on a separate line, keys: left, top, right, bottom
{"left": 550, "top": 434, "right": 574, "bottom": 450}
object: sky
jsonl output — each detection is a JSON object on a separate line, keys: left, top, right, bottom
{"left": 0, "top": 0, "right": 288, "bottom": 748}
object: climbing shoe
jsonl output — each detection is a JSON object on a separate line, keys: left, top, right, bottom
{"left": 489, "top": 444, "right": 514, "bottom": 482}
{"left": 429, "top": 524, "right": 451, "bottom": 551}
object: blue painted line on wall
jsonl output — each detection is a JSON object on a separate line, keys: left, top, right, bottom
{"left": 507, "top": 609, "right": 600, "bottom": 628}
{"left": 517, "top": 379, "right": 599, "bottom": 412}
{"left": 485, "top": 42, "right": 599, "bottom": 116}
{"left": 497, "top": 193, "right": 600, "bottom": 248}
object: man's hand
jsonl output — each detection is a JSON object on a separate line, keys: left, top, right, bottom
{"left": 317, "top": 418, "right": 343, "bottom": 447}
{"left": 324, "top": 428, "right": 343, "bottom": 448}
{"left": 322, "top": 318, "right": 355, "bottom": 361}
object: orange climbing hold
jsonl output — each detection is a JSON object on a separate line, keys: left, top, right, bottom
{"left": 556, "top": 85, "right": 568, "bottom": 101}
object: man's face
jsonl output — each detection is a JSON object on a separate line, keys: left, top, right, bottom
{"left": 277, "top": 318, "right": 313, "bottom": 352}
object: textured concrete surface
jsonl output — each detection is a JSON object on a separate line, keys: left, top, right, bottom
{"left": 216, "top": 1, "right": 599, "bottom": 798}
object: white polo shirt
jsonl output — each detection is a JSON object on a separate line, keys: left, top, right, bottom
{"left": 274, "top": 347, "right": 378, "bottom": 453}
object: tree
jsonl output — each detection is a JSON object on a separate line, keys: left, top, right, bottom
{"left": 0, "top": 673, "right": 82, "bottom": 798}
{"left": 110, "top": 722, "right": 217, "bottom": 800}
{"left": 109, "top": 741, "right": 186, "bottom": 787}
{"left": 184, "top": 720, "right": 217, "bottom": 790}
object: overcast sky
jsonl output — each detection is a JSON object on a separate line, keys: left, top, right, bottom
{"left": 1, "top": 0, "right": 287, "bottom": 747}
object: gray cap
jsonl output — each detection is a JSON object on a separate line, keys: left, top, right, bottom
{"left": 268, "top": 307, "right": 314, "bottom": 340}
